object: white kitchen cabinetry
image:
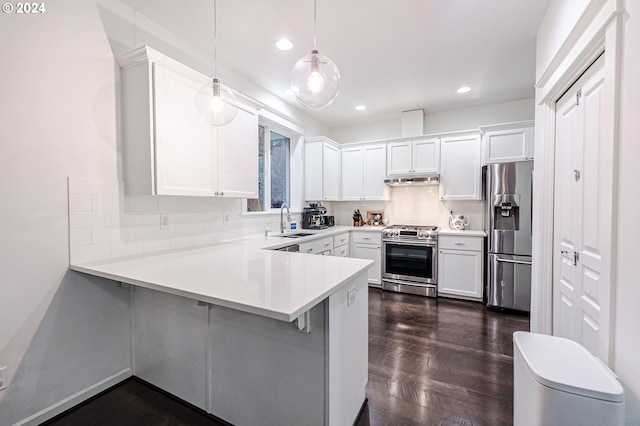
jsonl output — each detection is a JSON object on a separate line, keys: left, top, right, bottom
{"left": 351, "top": 232, "right": 382, "bottom": 287}
{"left": 341, "top": 144, "right": 388, "bottom": 201}
{"left": 333, "top": 232, "right": 350, "bottom": 257}
{"left": 299, "top": 236, "right": 334, "bottom": 255}
{"left": 438, "top": 235, "right": 484, "bottom": 300}
{"left": 481, "top": 121, "right": 534, "bottom": 164}
{"left": 439, "top": 133, "right": 482, "bottom": 200}
{"left": 118, "top": 46, "right": 258, "bottom": 198}
{"left": 305, "top": 137, "right": 340, "bottom": 201}
{"left": 387, "top": 138, "right": 439, "bottom": 175}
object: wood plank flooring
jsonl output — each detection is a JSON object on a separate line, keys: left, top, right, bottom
{"left": 43, "top": 288, "right": 529, "bottom": 426}
{"left": 357, "top": 288, "right": 530, "bottom": 426}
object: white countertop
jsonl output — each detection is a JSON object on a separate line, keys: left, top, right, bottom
{"left": 438, "top": 229, "right": 487, "bottom": 237}
{"left": 70, "top": 226, "right": 375, "bottom": 323}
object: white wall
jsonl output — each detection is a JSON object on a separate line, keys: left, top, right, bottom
{"left": 535, "top": 0, "right": 640, "bottom": 420}
{"left": 614, "top": 0, "right": 640, "bottom": 414}
{"left": 0, "top": 1, "right": 326, "bottom": 424}
{"left": 330, "top": 98, "right": 535, "bottom": 143}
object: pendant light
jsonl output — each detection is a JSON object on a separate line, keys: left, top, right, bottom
{"left": 195, "top": 0, "right": 237, "bottom": 126}
{"left": 291, "top": 0, "right": 340, "bottom": 110}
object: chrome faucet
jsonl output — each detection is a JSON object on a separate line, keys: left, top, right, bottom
{"left": 280, "top": 203, "right": 290, "bottom": 234}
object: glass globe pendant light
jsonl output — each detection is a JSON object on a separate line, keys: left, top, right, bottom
{"left": 291, "top": 0, "right": 340, "bottom": 110}
{"left": 195, "top": 0, "right": 237, "bottom": 126}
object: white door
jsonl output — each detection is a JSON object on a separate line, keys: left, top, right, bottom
{"left": 363, "top": 144, "right": 387, "bottom": 200}
{"left": 153, "top": 63, "right": 217, "bottom": 196}
{"left": 341, "top": 147, "right": 364, "bottom": 200}
{"left": 351, "top": 243, "right": 381, "bottom": 286}
{"left": 553, "top": 54, "right": 612, "bottom": 361}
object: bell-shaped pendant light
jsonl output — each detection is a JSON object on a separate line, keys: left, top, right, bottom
{"left": 195, "top": 0, "right": 237, "bottom": 126}
{"left": 291, "top": 0, "right": 340, "bottom": 110}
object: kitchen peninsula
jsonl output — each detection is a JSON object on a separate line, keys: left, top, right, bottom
{"left": 70, "top": 229, "right": 373, "bottom": 426}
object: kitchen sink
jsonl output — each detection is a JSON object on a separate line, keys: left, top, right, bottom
{"left": 281, "top": 232, "right": 315, "bottom": 238}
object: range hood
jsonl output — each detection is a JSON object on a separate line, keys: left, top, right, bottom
{"left": 384, "top": 174, "right": 439, "bottom": 186}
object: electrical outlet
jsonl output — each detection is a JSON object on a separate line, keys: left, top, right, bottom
{"left": 0, "top": 366, "right": 7, "bottom": 391}
{"left": 160, "top": 214, "right": 170, "bottom": 229}
{"left": 347, "top": 288, "right": 356, "bottom": 306}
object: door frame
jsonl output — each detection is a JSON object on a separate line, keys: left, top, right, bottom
{"left": 531, "top": 0, "right": 623, "bottom": 365}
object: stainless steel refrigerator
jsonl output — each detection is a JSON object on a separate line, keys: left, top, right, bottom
{"left": 485, "top": 161, "right": 533, "bottom": 312}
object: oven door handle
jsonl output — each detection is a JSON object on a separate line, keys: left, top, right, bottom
{"left": 382, "top": 239, "right": 437, "bottom": 247}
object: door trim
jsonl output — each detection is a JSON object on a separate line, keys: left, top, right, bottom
{"left": 532, "top": 1, "right": 622, "bottom": 366}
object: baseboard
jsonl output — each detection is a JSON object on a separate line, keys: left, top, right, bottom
{"left": 13, "top": 368, "right": 132, "bottom": 426}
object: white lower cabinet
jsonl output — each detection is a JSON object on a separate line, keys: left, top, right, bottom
{"left": 333, "top": 232, "right": 350, "bottom": 257}
{"left": 437, "top": 235, "right": 484, "bottom": 300}
{"left": 350, "top": 232, "right": 382, "bottom": 287}
{"left": 299, "top": 236, "right": 334, "bottom": 255}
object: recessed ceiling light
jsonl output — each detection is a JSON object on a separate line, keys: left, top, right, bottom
{"left": 285, "top": 88, "right": 294, "bottom": 96}
{"left": 276, "top": 38, "right": 293, "bottom": 51}
{"left": 457, "top": 86, "right": 471, "bottom": 94}
{"left": 355, "top": 105, "right": 366, "bottom": 111}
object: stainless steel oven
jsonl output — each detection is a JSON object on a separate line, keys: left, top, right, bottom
{"left": 382, "top": 225, "right": 438, "bottom": 297}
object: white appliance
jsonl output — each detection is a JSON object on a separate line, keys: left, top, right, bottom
{"left": 513, "top": 332, "right": 624, "bottom": 426}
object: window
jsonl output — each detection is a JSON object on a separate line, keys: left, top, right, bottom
{"left": 246, "top": 125, "right": 291, "bottom": 212}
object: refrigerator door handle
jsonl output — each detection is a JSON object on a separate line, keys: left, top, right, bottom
{"left": 496, "top": 258, "right": 532, "bottom": 266}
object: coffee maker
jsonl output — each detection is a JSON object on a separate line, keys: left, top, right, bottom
{"left": 302, "top": 203, "right": 335, "bottom": 229}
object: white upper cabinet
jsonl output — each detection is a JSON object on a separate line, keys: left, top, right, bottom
{"left": 305, "top": 137, "right": 340, "bottom": 201}
{"left": 118, "top": 46, "right": 258, "bottom": 198}
{"left": 387, "top": 138, "right": 439, "bottom": 175}
{"left": 439, "top": 133, "right": 482, "bottom": 200}
{"left": 341, "top": 144, "right": 388, "bottom": 201}
{"left": 481, "top": 121, "right": 534, "bottom": 164}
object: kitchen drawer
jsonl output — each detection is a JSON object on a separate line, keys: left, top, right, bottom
{"left": 438, "top": 235, "right": 483, "bottom": 251}
{"left": 351, "top": 232, "right": 381, "bottom": 244}
{"left": 333, "top": 244, "right": 349, "bottom": 257}
{"left": 333, "top": 232, "right": 350, "bottom": 248}
{"left": 299, "top": 236, "right": 334, "bottom": 255}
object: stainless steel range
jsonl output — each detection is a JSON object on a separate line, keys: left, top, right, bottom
{"left": 382, "top": 225, "right": 438, "bottom": 297}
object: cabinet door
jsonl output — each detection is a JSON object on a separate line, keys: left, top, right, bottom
{"left": 341, "top": 147, "right": 364, "bottom": 200}
{"left": 351, "top": 243, "right": 381, "bottom": 286}
{"left": 216, "top": 106, "right": 259, "bottom": 198}
{"left": 363, "top": 144, "right": 388, "bottom": 200}
{"left": 304, "top": 141, "right": 323, "bottom": 201}
{"left": 412, "top": 138, "right": 439, "bottom": 173}
{"left": 387, "top": 141, "right": 413, "bottom": 175}
{"left": 438, "top": 248, "right": 483, "bottom": 300}
{"left": 153, "top": 63, "right": 217, "bottom": 196}
{"left": 323, "top": 143, "right": 340, "bottom": 200}
{"left": 440, "top": 134, "right": 482, "bottom": 200}
{"left": 483, "top": 127, "right": 533, "bottom": 164}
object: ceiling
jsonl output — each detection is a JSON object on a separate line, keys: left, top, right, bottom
{"left": 122, "top": 0, "right": 551, "bottom": 128}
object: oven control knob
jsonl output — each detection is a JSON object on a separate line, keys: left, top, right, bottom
{"left": 393, "top": 230, "right": 399, "bottom": 237}
{"left": 417, "top": 231, "right": 425, "bottom": 238}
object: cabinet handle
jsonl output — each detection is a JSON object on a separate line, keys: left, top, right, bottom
{"left": 324, "top": 243, "right": 330, "bottom": 247}
{"left": 454, "top": 242, "right": 465, "bottom": 246}
{"left": 306, "top": 248, "right": 313, "bottom": 253}
{"left": 363, "top": 237, "right": 371, "bottom": 241}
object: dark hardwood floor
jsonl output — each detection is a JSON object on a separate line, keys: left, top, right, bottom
{"left": 43, "top": 288, "right": 529, "bottom": 426}
{"left": 358, "top": 288, "right": 529, "bottom": 426}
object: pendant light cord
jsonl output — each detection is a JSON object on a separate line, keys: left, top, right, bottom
{"left": 213, "top": 0, "right": 218, "bottom": 77}
{"left": 313, "top": 0, "right": 317, "bottom": 50}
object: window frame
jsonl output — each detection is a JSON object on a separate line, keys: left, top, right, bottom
{"left": 242, "top": 114, "right": 303, "bottom": 216}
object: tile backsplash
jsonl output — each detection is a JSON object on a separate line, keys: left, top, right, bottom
{"left": 67, "top": 177, "right": 293, "bottom": 264}
{"left": 329, "top": 185, "right": 484, "bottom": 230}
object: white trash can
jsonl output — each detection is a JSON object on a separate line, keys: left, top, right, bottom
{"left": 513, "top": 331, "right": 624, "bottom": 426}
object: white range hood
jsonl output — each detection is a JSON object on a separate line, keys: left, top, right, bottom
{"left": 384, "top": 174, "right": 439, "bottom": 186}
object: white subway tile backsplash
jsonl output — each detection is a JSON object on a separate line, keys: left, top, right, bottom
{"left": 92, "top": 195, "right": 123, "bottom": 213}
{"left": 69, "top": 195, "right": 92, "bottom": 212}
{"left": 126, "top": 196, "right": 159, "bottom": 212}
{"left": 111, "top": 241, "right": 144, "bottom": 258}
{"left": 70, "top": 243, "right": 111, "bottom": 264}
{"left": 70, "top": 212, "right": 110, "bottom": 229}
{"left": 91, "top": 227, "right": 122, "bottom": 244}
{"left": 68, "top": 177, "right": 89, "bottom": 195}
{"left": 143, "top": 239, "right": 172, "bottom": 254}
{"left": 70, "top": 228, "right": 91, "bottom": 247}
{"left": 169, "top": 236, "right": 194, "bottom": 250}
